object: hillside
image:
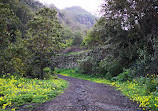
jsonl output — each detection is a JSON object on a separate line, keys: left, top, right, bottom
{"left": 59, "top": 6, "right": 98, "bottom": 32}
{"left": 17, "top": 1, "right": 98, "bottom": 34}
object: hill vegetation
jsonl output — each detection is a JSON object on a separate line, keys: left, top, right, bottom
{"left": 60, "top": 6, "right": 97, "bottom": 31}
{"left": 0, "top": 0, "right": 157, "bottom": 110}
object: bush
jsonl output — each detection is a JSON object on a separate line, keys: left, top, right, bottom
{"left": 78, "top": 56, "right": 93, "bottom": 74}
{"left": 111, "top": 69, "right": 133, "bottom": 82}
{"left": 105, "top": 72, "right": 113, "bottom": 80}
{"left": 99, "top": 57, "right": 126, "bottom": 78}
{"left": 136, "top": 74, "right": 157, "bottom": 94}
{"left": 109, "top": 58, "right": 126, "bottom": 76}
{"left": 72, "top": 33, "right": 83, "bottom": 47}
{"left": 136, "top": 76, "right": 146, "bottom": 86}
{"left": 99, "top": 57, "right": 113, "bottom": 75}
{"left": 145, "top": 75, "right": 157, "bottom": 93}
{"left": 43, "top": 67, "right": 51, "bottom": 79}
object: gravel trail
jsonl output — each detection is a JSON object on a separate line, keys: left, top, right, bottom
{"left": 33, "top": 75, "right": 142, "bottom": 111}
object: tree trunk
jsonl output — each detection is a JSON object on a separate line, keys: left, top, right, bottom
{"left": 40, "top": 65, "right": 44, "bottom": 79}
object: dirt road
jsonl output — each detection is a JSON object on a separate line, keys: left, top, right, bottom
{"left": 33, "top": 75, "right": 142, "bottom": 111}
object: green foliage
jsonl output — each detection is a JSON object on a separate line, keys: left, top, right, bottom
{"left": 127, "top": 47, "right": 153, "bottom": 77}
{"left": 0, "top": 3, "right": 21, "bottom": 76}
{"left": 59, "top": 27, "right": 74, "bottom": 48}
{"left": 143, "top": 75, "right": 157, "bottom": 94}
{"left": 99, "top": 56, "right": 113, "bottom": 74}
{"left": 21, "top": 94, "right": 33, "bottom": 102}
{"left": 43, "top": 67, "right": 54, "bottom": 79}
{"left": 84, "top": 0, "right": 158, "bottom": 77}
{"left": 0, "top": 1, "right": 43, "bottom": 77}
{"left": 0, "top": 0, "right": 35, "bottom": 38}
{"left": 78, "top": 56, "right": 94, "bottom": 74}
{"left": 112, "top": 70, "right": 157, "bottom": 94}
{"left": 24, "top": 8, "right": 62, "bottom": 79}
{"left": 0, "top": 76, "right": 68, "bottom": 110}
{"left": 99, "top": 56, "right": 127, "bottom": 78}
{"left": 72, "top": 32, "right": 83, "bottom": 47}
{"left": 112, "top": 69, "right": 133, "bottom": 82}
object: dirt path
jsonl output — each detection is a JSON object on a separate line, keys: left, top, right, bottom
{"left": 33, "top": 75, "right": 142, "bottom": 111}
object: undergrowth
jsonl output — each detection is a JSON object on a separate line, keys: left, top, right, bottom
{"left": 0, "top": 75, "right": 68, "bottom": 110}
{"left": 55, "top": 68, "right": 158, "bottom": 111}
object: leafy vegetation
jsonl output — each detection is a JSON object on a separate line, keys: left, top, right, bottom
{"left": 0, "top": 0, "right": 63, "bottom": 79}
{"left": 0, "top": 75, "right": 68, "bottom": 110}
{"left": 0, "top": 1, "right": 69, "bottom": 110}
{"left": 24, "top": 8, "right": 61, "bottom": 79}
{"left": 55, "top": 69, "right": 158, "bottom": 111}
{"left": 0, "top": 0, "right": 158, "bottom": 110}
{"left": 82, "top": 0, "right": 158, "bottom": 77}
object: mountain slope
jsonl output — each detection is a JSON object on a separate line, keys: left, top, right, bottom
{"left": 59, "top": 6, "right": 98, "bottom": 32}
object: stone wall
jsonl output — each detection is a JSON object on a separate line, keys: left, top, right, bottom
{"left": 53, "top": 47, "right": 108, "bottom": 69}
{"left": 53, "top": 53, "right": 87, "bottom": 69}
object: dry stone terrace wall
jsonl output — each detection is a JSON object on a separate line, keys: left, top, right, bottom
{"left": 53, "top": 53, "right": 88, "bottom": 69}
{"left": 53, "top": 47, "right": 108, "bottom": 69}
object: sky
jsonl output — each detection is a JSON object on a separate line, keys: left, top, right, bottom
{"left": 36, "top": 0, "right": 104, "bottom": 16}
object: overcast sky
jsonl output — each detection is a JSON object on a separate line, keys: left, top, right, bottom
{"left": 36, "top": 0, "right": 104, "bottom": 16}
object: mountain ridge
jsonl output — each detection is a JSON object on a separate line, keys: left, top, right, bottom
{"left": 58, "top": 6, "right": 97, "bottom": 32}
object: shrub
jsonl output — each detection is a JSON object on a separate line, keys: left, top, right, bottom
{"left": 111, "top": 69, "right": 133, "bottom": 82}
{"left": 72, "top": 33, "right": 83, "bottom": 47}
{"left": 145, "top": 75, "right": 157, "bottom": 93}
{"left": 43, "top": 67, "right": 52, "bottom": 79}
{"left": 99, "top": 57, "right": 126, "bottom": 78}
{"left": 136, "top": 74, "right": 157, "bottom": 94}
{"left": 108, "top": 58, "right": 126, "bottom": 76}
{"left": 136, "top": 76, "right": 146, "bottom": 86}
{"left": 105, "top": 72, "right": 113, "bottom": 80}
{"left": 99, "top": 57, "right": 113, "bottom": 75}
{"left": 78, "top": 56, "right": 93, "bottom": 74}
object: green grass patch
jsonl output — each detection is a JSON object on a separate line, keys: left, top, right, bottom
{"left": 0, "top": 76, "right": 68, "bottom": 110}
{"left": 55, "top": 69, "right": 158, "bottom": 111}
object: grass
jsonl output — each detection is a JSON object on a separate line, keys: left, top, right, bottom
{"left": 55, "top": 68, "right": 158, "bottom": 111}
{"left": 0, "top": 75, "right": 68, "bottom": 110}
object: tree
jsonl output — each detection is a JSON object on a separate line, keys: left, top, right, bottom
{"left": 25, "top": 8, "right": 62, "bottom": 79}
{"left": 101, "top": 0, "right": 158, "bottom": 55}
{"left": 101, "top": 0, "right": 158, "bottom": 74}
{"left": 83, "top": 0, "right": 158, "bottom": 76}
{"left": 72, "top": 32, "right": 83, "bottom": 47}
{"left": 0, "top": 3, "right": 19, "bottom": 75}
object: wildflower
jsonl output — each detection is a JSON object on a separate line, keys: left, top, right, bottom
{"left": 0, "top": 97, "right": 3, "bottom": 101}
{"left": 12, "top": 108, "right": 16, "bottom": 111}
{"left": 2, "top": 103, "right": 8, "bottom": 109}
{"left": 154, "top": 104, "right": 158, "bottom": 107}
